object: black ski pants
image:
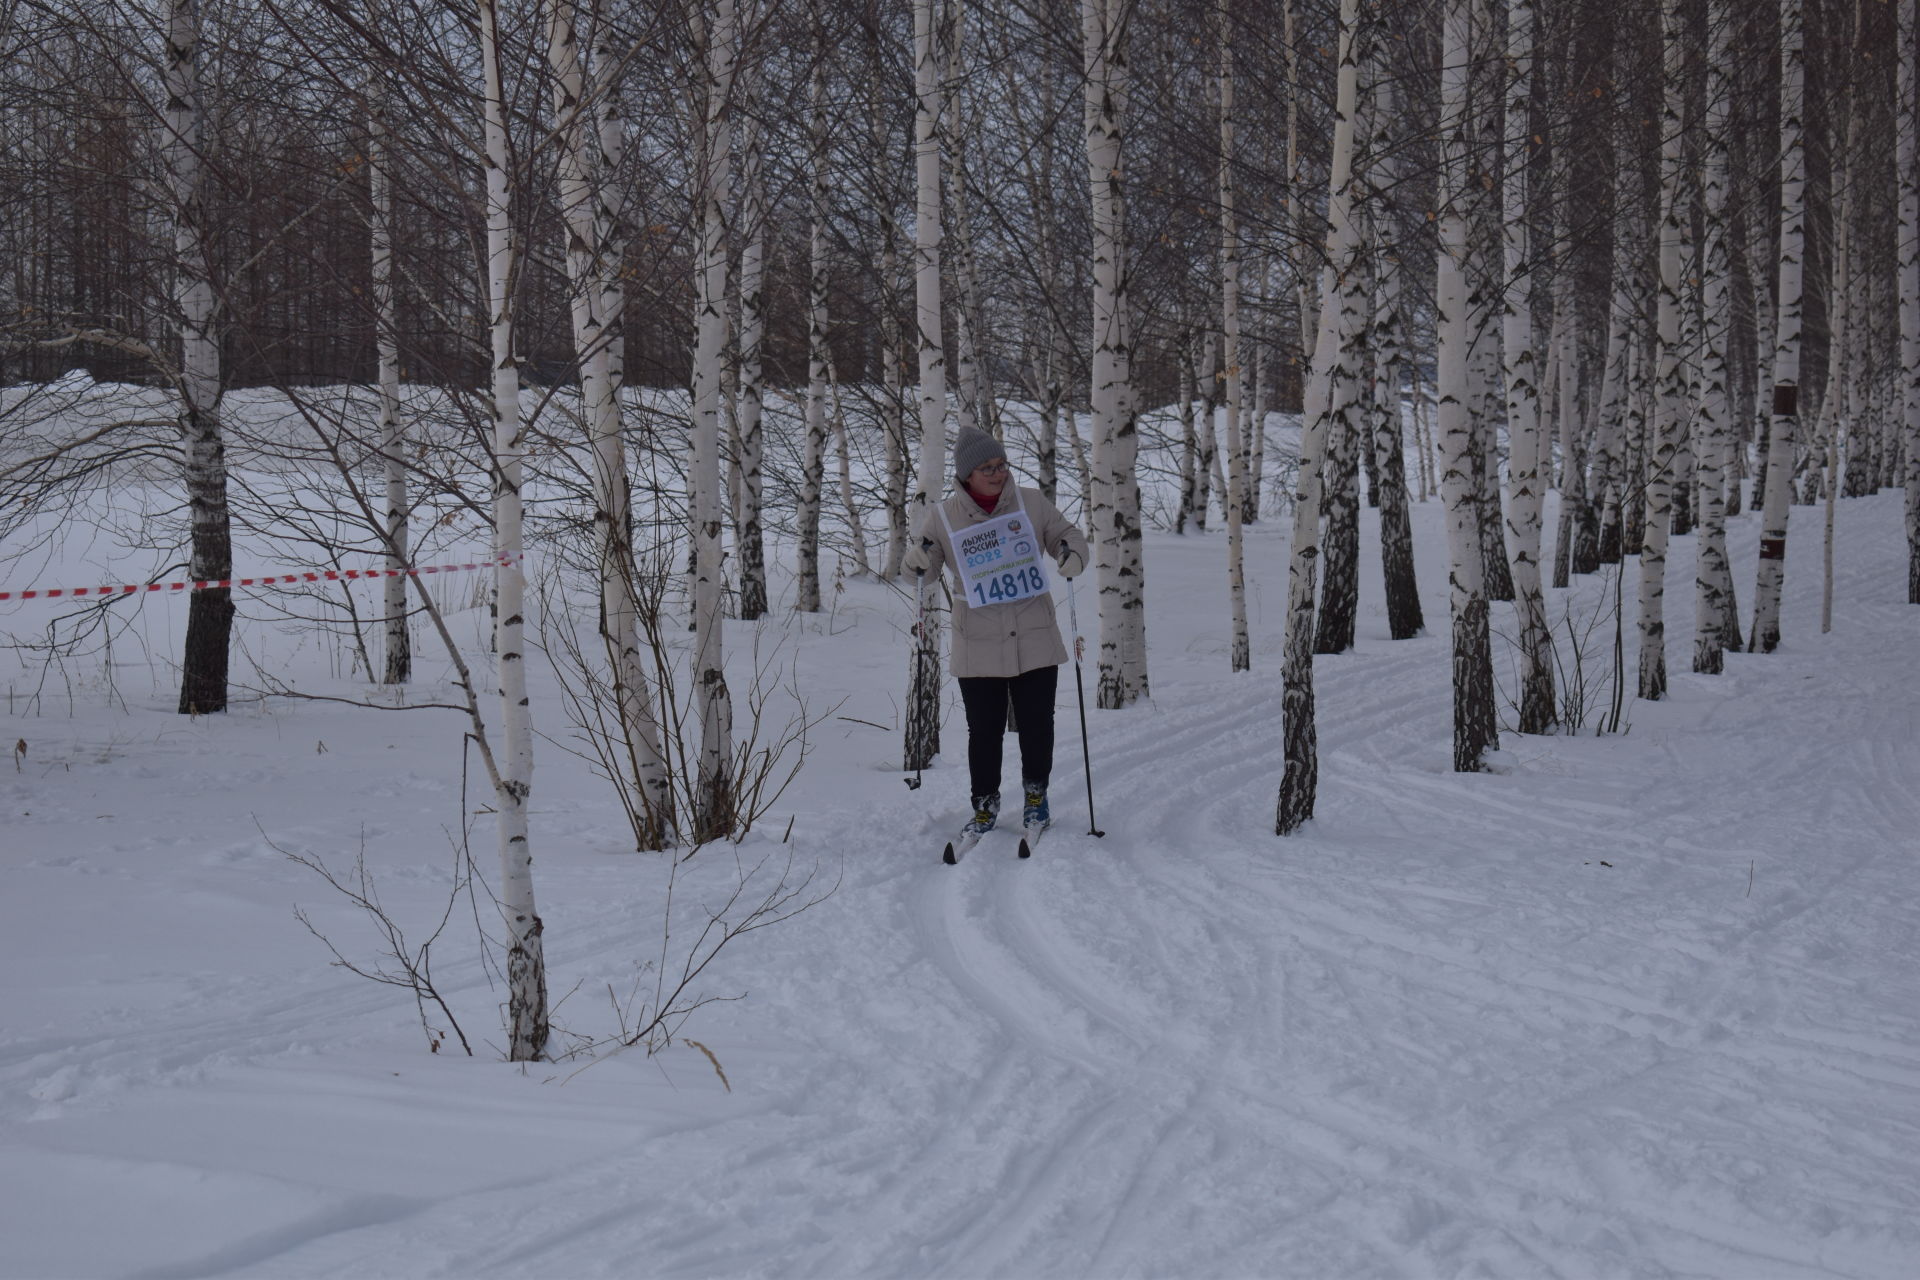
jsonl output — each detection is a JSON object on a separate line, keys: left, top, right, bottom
{"left": 957, "top": 664, "right": 1058, "bottom": 801}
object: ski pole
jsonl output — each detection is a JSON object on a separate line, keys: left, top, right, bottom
{"left": 905, "top": 561, "right": 928, "bottom": 790}
{"left": 1063, "top": 542, "right": 1104, "bottom": 838}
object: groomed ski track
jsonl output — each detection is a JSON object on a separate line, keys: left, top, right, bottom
{"left": 5, "top": 492, "right": 1918, "bottom": 1279}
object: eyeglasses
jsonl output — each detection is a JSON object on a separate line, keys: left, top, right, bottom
{"left": 974, "top": 461, "right": 1010, "bottom": 476}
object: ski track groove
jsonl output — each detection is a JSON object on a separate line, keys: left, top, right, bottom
{"left": 895, "top": 586, "right": 1920, "bottom": 1278}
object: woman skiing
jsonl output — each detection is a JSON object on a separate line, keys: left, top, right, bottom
{"left": 903, "top": 425, "right": 1089, "bottom": 846}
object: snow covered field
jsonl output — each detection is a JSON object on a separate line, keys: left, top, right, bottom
{"left": 4, "top": 414, "right": 1919, "bottom": 1277}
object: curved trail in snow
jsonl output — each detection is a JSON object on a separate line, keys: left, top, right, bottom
{"left": 9, "top": 498, "right": 1920, "bottom": 1280}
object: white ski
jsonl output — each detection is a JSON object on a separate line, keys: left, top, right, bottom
{"left": 942, "top": 831, "right": 985, "bottom": 865}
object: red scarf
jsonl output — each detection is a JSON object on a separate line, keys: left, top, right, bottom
{"left": 964, "top": 483, "right": 1001, "bottom": 512}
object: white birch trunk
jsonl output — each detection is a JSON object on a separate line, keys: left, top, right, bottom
{"left": 1694, "top": 0, "right": 1737, "bottom": 674}
{"left": 880, "top": 241, "right": 908, "bottom": 578}
{"left": 691, "top": 0, "right": 737, "bottom": 839}
{"left": 946, "top": 5, "right": 989, "bottom": 439}
{"left": 1277, "top": 0, "right": 1362, "bottom": 831}
{"left": 1502, "top": 0, "right": 1553, "bottom": 730}
{"left": 369, "top": 80, "right": 409, "bottom": 686}
{"left": 1083, "top": 0, "right": 1146, "bottom": 709}
{"left": 868, "top": 20, "right": 908, "bottom": 580}
{"left": 1314, "top": 15, "right": 1373, "bottom": 659}
{"left": 478, "top": 0, "right": 545, "bottom": 1059}
{"left": 906, "top": 0, "right": 952, "bottom": 771}
{"left": 1436, "top": 0, "right": 1497, "bottom": 773}
{"left": 1624, "top": 330, "right": 1651, "bottom": 557}
{"left": 1193, "top": 331, "right": 1218, "bottom": 529}
{"left": 1550, "top": 242, "right": 1583, "bottom": 588}
{"left": 797, "top": 11, "right": 831, "bottom": 615}
{"left": 1033, "top": 71, "right": 1066, "bottom": 504}
{"left": 547, "top": 0, "right": 672, "bottom": 846}
{"left": 1177, "top": 330, "right": 1199, "bottom": 533}
{"left": 1745, "top": 162, "right": 1779, "bottom": 516}
{"left": 1596, "top": 134, "right": 1643, "bottom": 568}
{"left": 1219, "top": 0, "right": 1249, "bottom": 672}
{"left": 165, "top": 0, "right": 233, "bottom": 717}
{"left": 950, "top": 179, "right": 987, "bottom": 439}
{"left": 1370, "top": 205, "right": 1423, "bottom": 640}
{"left": 1639, "top": 0, "right": 1687, "bottom": 701}
{"left": 831, "top": 356, "right": 871, "bottom": 575}
{"left": 1413, "top": 369, "right": 1436, "bottom": 501}
{"left": 1750, "top": 0, "right": 1805, "bottom": 653}
{"left": 1903, "top": 0, "right": 1920, "bottom": 602}
{"left": 1467, "top": 0, "right": 1511, "bottom": 607}
{"left": 1283, "top": 0, "right": 1317, "bottom": 368}
{"left": 1249, "top": 261, "right": 1271, "bottom": 523}
{"left": 1818, "top": 119, "right": 1853, "bottom": 633}
{"left": 905, "top": 0, "right": 947, "bottom": 774}
{"left": 911, "top": 0, "right": 947, "bottom": 517}
{"left": 1842, "top": 237, "right": 1875, "bottom": 499}
{"left": 735, "top": 41, "right": 768, "bottom": 622}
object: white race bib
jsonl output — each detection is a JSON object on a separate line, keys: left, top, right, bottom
{"left": 942, "top": 490, "right": 1051, "bottom": 609}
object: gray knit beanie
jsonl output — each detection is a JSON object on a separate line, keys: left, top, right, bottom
{"left": 952, "top": 425, "right": 1007, "bottom": 482}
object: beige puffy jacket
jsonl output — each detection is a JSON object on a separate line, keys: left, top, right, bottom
{"left": 915, "top": 485, "right": 1090, "bottom": 679}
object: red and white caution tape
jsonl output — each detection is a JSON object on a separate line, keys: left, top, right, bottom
{"left": 0, "top": 553, "right": 521, "bottom": 603}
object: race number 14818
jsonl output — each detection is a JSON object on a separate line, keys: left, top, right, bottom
{"left": 970, "top": 565, "right": 1047, "bottom": 607}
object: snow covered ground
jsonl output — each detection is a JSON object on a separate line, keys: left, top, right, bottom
{"left": 4, "top": 410, "right": 1919, "bottom": 1277}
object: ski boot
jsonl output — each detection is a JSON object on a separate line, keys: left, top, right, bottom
{"left": 962, "top": 792, "right": 1000, "bottom": 837}
{"left": 1021, "top": 781, "right": 1051, "bottom": 833}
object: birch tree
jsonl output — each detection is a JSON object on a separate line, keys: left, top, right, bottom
{"left": 165, "top": 0, "right": 234, "bottom": 717}
{"left": 1436, "top": 0, "right": 1498, "bottom": 772}
{"left": 368, "top": 74, "right": 408, "bottom": 686}
{"left": 1366, "top": 71, "right": 1422, "bottom": 641}
{"left": 1502, "top": 0, "right": 1552, "bottom": 730}
{"left": 478, "top": 0, "right": 545, "bottom": 1060}
{"left": 1219, "top": 0, "right": 1249, "bottom": 673}
{"left": 1469, "top": 0, "right": 1512, "bottom": 608}
{"left": 1248, "top": 259, "right": 1271, "bottom": 524}
{"left": 1372, "top": 249, "right": 1424, "bottom": 641}
{"left": 691, "top": 0, "right": 738, "bottom": 839}
{"left": 796, "top": 5, "right": 832, "bottom": 615}
{"left": 1743, "top": 99, "right": 1779, "bottom": 517}
{"left": 733, "top": 21, "right": 768, "bottom": 622}
{"left": 1282, "top": 0, "right": 1317, "bottom": 365}
{"left": 1082, "top": 0, "right": 1147, "bottom": 708}
{"left": 1277, "top": 0, "right": 1361, "bottom": 833}
{"left": 1314, "top": 8, "right": 1373, "bottom": 659}
{"left": 904, "top": 0, "right": 947, "bottom": 776}
{"left": 911, "top": 0, "right": 947, "bottom": 524}
{"left": 1750, "top": 0, "right": 1805, "bottom": 654}
{"left": 946, "top": 3, "right": 989, "bottom": 440}
{"left": 1816, "top": 0, "right": 1865, "bottom": 631}
{"left": 1638, "top": 0, "right": 1688, "bottom": 701}
{"left": 833, "top": 360, "right": 872, "bottom": 575}
{"left": 1314, "top": 383, "right": 1363, "bottom": 655}
{"left": 867, "top": 7, "right": 909, "bottom": 579}
{"left": 1693, "top": 0, "right": 1737, "bottom": 674}
{"left": 1594, "top": 117, "right": 1642, "bottom": 568}
{"left": 547, "top": 0, "right": 672, "bottom": 845}
{"left": 1903, "top": 0, "right": 1920, "bottom": 602}
{"left": 1548, "top": 137, "right": 1587, "bottom": 591}
{"left": 1191, "top": 330, "right": 1219, "bottom": 531}
{"left": 1176, "top": 328, "right": 1201, "bottom": 533}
